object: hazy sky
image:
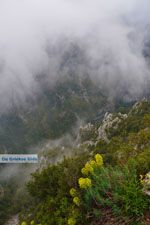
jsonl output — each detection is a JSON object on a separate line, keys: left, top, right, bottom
{"left": 0, "top": 0, "right": 150, "bottom": 112}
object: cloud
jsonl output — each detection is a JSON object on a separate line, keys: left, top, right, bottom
{"left": 0, "top": 0, "right": 149, "bottom": 112}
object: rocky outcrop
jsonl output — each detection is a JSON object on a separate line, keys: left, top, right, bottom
{"left": 5, "top": 215, "right": 19, "bottom": 225}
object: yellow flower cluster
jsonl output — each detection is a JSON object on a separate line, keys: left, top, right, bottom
{"left": 81, "top": 162, "right": 94, "bottom": 175}
{"left": 68, "top": 218, "right": 76, "bottom": 225}
{"left": 69, "top": 188, "right": 80, "bottom": 207}
{"left": 78, "top": 177, "right": 92, "bottom": 189}
{"left": 21, "top": 223, "right": 27, "bottom": 225}
{"left": 95, "top": 154, "right": 103, "bottom": 166}
{"left": 70, "top": 188, "right": 77, "bottom": 197}
{"left": 73, "top": 197, "right": 80, "bottom": 206}
{"left": 89, "top": 160, "right": 97, "bottom": 167}
{"left": 81, "top": 154, "right": 103, "bottom": 176}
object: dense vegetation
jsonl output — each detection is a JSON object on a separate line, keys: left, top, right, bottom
{"left": 18, "top": 99, "right": 150, "bottom": 225}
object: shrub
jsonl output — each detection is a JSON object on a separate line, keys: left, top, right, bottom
{"left": 83, "top": 163, "right": 150, "bottom": 218}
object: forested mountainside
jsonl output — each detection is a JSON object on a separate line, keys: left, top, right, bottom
{"left": 1, "top": 98, "right": 149, "bottom": 225}
{"left": 0, "top": 74, "right": 107, "bottom": 154}
{"left": 0, "top": 71, "right": 134, "bottom": 155}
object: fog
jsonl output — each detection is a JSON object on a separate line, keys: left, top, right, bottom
{"left": 0, "top": 0, "right": 150, "bottom": 112}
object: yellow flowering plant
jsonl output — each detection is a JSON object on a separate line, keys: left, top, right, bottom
{"left": 78, "top": 177, "right": 92, "bottom": 189}
{"left": 85, "top": 162, "right": 94, "bottom": 174}
{"left": 81, "top": 162, "right": 94, "bottom": 175}
{"left": 73, "top": 197, "right": 80, "bottom": 206}
{"left": 30, "top": 220, "right": 35, "bottom": 225}
{"left": 21, "top": 222, "right": 27, "bottom": 225}
{"left": 81, "top": 154, "right": 103, "bottom": 176}
{"left": 70, "top": 188, "right": 77, "bottom": 197}
{"left": 81, "top": 167, "right": 88, "bottom": 175}
{"left": 95, "top": 154, "right": 103, "bottom": 166}
{"left": 68, "top": 218, "right": 76, "bottom": 225}
{"left": 89, "top": 160, "right": 97, "bottom": 167}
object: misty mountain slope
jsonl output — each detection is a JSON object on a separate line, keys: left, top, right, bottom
{"left": 1, "top": 32, "right": 150, "bottom": 155}
{"left": 0, "top": 36, "right": 143, "bottom": 155}
{"left": 16, "top": 99, "right": 150, "bottom": 225}
{"left": 0, "top": 74, "right": 107, "bottom": 154}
